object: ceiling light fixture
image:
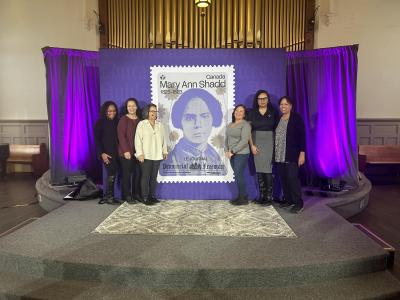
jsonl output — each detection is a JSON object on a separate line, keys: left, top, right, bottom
{"left": 195, "top": 0, "right": 211, "bottom": 8}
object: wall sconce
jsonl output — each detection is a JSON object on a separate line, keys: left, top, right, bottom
{"left": 307, "top": 5, "right": 319, "bottom": 32}
{"left": 195, "top": 0, "right": 211, "bottom": 8}
{"left": 92, "top": 10, "right": 105, "bottom": 34}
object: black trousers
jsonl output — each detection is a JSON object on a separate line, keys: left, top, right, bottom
{"left": 120, "top": 157, "right": 141, "bottom": 199}
{"left": 103, "top": 157, "right": 118, "bottom": 198}
{"left": 104, "top": 157, "right": 118, "bottom": 177}
{"left": 276, "top": 162, "right": 303, "bottom": 207}
{"left": 140, "top": 159, "right": 161, "bottom": 199}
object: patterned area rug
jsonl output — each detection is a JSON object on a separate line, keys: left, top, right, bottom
{"left": 93, "top": 201, "right": 296, "bottom": 238}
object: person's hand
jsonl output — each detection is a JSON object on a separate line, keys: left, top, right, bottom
{"left": 225, "top": 151, "right": 234, "bottom": 159}
{"left": 298, "top": 152, "right": 305, "bottom": 166}
{"left": 123, "top": 152, "right": 131, "bottom": 160}
{"left": 251, "top": 145, "right": 259, "bottom": 155}
{"left": 163, "top": 153, "right": 168, "bottom": 160}
{"left": 101, "top": 153, "right": 112, "bottom": 164}
{"left": 138, "top": 155, "right": 145, "bottom": 163}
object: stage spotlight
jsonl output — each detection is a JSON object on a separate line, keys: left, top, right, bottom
{"left": 320, "top": 178, "right": 347, "bottom": 192}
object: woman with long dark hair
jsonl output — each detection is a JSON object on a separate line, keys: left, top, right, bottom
{"left": 94, "top": 101, "right": 120, "bottom": 204}
{"left": 118, "top": 97, "right": 141, "bottom": 203}
{"left": 248, "top": 90, "right": 278, "bottom": 206}
{"left": 275, "top": 96, "right": 306, "bottom": 214}
{"left": 225, "top": 104, "right": 251, "bottom": 205}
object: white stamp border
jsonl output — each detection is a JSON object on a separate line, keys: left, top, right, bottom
{"left": 150, "top": 65, "right": 235, "bottom": 183}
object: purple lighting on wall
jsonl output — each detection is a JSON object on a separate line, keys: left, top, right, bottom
{"left": 287, "top": 45, "right": 359, "bottom": 186}
{"left": 43, "top": 47, "right": 100, "bottom": 184}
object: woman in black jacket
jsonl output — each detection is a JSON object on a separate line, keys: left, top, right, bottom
{"left": 275, "top": 96, "right": 306, "bottom": 214}
{"left": 94, "top": 101, "right": 120, "bottom": 204}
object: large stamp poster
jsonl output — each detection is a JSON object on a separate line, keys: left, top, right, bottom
{"left": 151, "top": 65, "right": 235, "bottom": 183}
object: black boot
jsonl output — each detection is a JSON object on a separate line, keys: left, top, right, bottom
{"left": 255, "top": 173, "right": 267, "bottom": 204}
{"left": 128, "top": 174, "right": 139, "bottom": 204}
{"left": 126, "top": 195, "right": 137, "bottom": 204}
{"left": 135, "top": 194, "right": 144, "bottom": 202}
{"left": 261, "top": 174, "right": 273, "bottom": 206}
{"left": 229, "top": 196, "right": 239, "bottom": 204}
{"left": 149, "top": 195, "right": 160, "bottom": 204}
{"left": 104, "top": 176, "right": 119, "bottom": 205}
{"left": 231, "top": 195, "right": 249, "bottom": 206}
{"left": 141, "top": 197, "right": 155, "bottom": 206}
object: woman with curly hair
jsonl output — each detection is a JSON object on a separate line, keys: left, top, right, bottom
{"left": 94, "top": 101, "right": 120, "bottom": 204}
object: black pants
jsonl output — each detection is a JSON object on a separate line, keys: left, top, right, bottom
{"left": 140, "top": 159, "right": 161, "bottom": 199}
{"left": 104, "top": 157, "right": 118, "bottom": 177}
{"left": 120, "top": 157, "right": 141, "bottom": 200}
{"left": 276, "top": 162, "right": 303, "bottom": 207}
{"left": 103, "top": 157, "right": 118, "bottom": 198}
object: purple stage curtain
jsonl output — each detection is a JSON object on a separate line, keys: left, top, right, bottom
{"left": 43, "top": 47, "right": 100, "bottom": 184}
{"left": 287, "top": 45, "right": 359, "bottom": 188}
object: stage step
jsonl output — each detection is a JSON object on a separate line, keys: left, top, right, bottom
{"left": 1, "top": 176, "right": 396, "bottom": 297}
{"left": 0, "top": 270, "right": 399, "bottom": 300}
{"left": 0, "top": 245, "right": 390, "bottom": 289}
{"left": 0, "top": 198, "right": 394, "bottom": 290}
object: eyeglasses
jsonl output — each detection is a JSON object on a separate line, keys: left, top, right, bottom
{"left": 107, "top": 109, "right": 116, "bottom": 113}
{"left": 257, "top": 97, "right": 268, "bottom": 101}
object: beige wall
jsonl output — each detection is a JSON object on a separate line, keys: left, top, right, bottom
{"left": 315, "top": 0, "right": 400, "bottom": 118}
{"left": 0, "top": 0, "right": 99, "bottom": 120}
{"left": 1, "top": 0, "right": 398, "bottom": 120}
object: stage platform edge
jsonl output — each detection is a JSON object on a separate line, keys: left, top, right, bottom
{"left": 0, "top": 172, "right": 398, "bottom": 298}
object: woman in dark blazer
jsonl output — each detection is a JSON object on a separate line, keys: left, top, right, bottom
{"left": 94, "top": 101, "right": 120, "bottom": 205}
{"left": 275, "top": 96, "right": 306, "bottom": 214}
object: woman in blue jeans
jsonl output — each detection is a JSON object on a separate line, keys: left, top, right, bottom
{"left": 225, "top": 104, "right": 251, "bottom": 205}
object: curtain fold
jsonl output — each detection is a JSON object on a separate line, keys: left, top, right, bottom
{"left": 43, "top": 47, "right": 100, "bottom": 184}
{"left": 286, "top": 45, "right": 359, "bottom": 188}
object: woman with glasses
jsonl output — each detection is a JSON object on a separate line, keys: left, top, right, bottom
{"left": 248, "top": 90, "right": 278, "bottom": 206}
{"left": 118, "top": 98, "right": 141, "bottom": 203}
{"left": 135, "top": 104, "right": 168, "bottom": 205}
{"left": 94, "top": 101, "right": 120, "bottom": 205}
{"left": 275, "top": 96, "right": 306, "bottom": 214}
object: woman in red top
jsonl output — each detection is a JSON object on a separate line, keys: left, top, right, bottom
{"left": 118, "top": 98, "right": 141, "bottom": 203}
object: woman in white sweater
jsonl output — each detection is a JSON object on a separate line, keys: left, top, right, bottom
{"left": 135, "top": 104, "right": 168, "bottom": 205}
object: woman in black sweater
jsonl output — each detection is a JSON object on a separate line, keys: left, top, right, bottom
{"left": 275, "top": 96, "right": 306, "bottom": 214}
{"left": 94, "top": 101, "right": 120, "bottom": 204}
{"left": 248, "top": 90, "right": 278, "bottom": 206}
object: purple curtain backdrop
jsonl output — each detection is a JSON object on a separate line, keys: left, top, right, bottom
{"left": 42, "top": 46, "right": 359, "bottom": 193}
{"left": 286, "top": 45, "right": 359, "bottom": 188}
{"left": 43, "top": 47, "right": 101, "bottom": 184}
